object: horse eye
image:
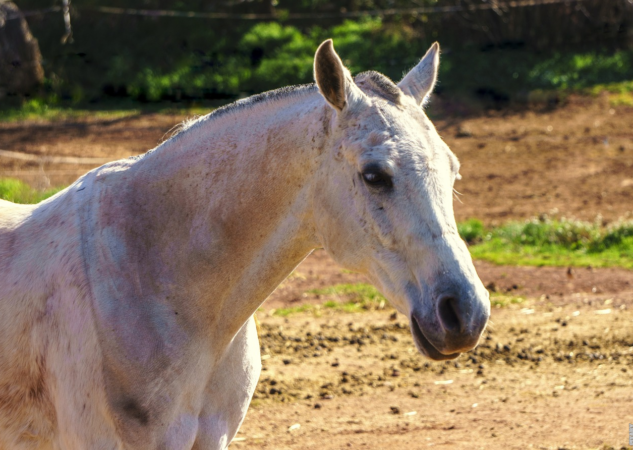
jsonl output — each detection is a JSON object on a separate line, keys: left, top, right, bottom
{"left": 362, "top": 170, "right": 393, "bottom": 188}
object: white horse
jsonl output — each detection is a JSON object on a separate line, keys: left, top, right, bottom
{"left": 0, "top": 40, "right": 489, "bottom": 449}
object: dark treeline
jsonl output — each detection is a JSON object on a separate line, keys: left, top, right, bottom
{"left": 13, "top": 0, "right": 633, "bottom": 104}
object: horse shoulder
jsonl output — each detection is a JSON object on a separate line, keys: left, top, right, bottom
{"left": 0, "top": 191, "right": 116, "bottom": 448}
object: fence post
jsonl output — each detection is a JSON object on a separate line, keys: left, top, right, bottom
{"left": 61, "top": 0, "right": 72, "bottom": 44}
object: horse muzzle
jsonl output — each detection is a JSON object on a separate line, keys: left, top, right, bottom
{"left": 409, "top": 285, "right": 490, "bottom": 360}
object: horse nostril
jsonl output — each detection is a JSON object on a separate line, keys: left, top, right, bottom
{"left": 437, "top": 296, "right": 463, "bottom": 334}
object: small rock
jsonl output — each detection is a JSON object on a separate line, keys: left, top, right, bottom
{"left": 456, "top": 126, "right": 473, "bottom": 138}
{"left": 314, "top": 403, "right": 322, "bottom": 409}
{"left": 390, "top": 406, "right": 400, "bottom": 414}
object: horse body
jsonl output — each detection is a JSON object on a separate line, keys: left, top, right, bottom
{"left": 0, "top": 88, "right": 323, "bottom": 449}
{"left": 0, "top": 41, "right": 490, "bottom": 449}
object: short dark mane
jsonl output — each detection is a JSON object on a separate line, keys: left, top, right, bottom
{"left": 169, "top": 83, "right": 318, "bottom": 140}
{"left": 167, "top": 71, "right": 400, "bottom": 144}
{"left": 355, "top": 71, "right": 401, "bottom": 104}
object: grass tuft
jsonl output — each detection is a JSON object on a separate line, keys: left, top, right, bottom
{"left": 490, "top": 293, "right": 525, "bottom": 308}
{"left": 271, "top": 283, "right": 388, "bottom": 317}
{"left": 0, "top": 179, "right": 61, "bottom": 204}
{"left": 460, "top": 217, "right": 633, "bottom": 269}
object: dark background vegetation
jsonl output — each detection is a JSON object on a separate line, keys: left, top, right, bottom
{"left": 10, "top": 0, "right": 633, "bottom": 107}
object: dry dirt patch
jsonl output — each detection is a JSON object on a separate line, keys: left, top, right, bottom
{"left": 238, "top": 295, "right": 632, "bottom": 450}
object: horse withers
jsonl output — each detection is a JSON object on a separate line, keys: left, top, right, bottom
{"left": 0, "top": 40, "right": 489, "bottom": 449}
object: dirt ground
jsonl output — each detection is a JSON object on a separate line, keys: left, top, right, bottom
{"left": 1, "top": 96, "right": 632, "bottom": 449}
{"left": 239, "top": 296, "right": 633, "bottom": 450}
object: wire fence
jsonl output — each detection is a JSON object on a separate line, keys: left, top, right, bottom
{"left": 0, "top": 149, "right": 113, "bottom": 165}
{"left": 7, "top": 0, "right": 597, "bottom": 22}
{"left": 83, "top": 0, "right": 593, "bottom": 20}
{"left": 6, "top": 0, "right": 630, "bottom": 53}
{"left": 0, "top": 149, "right": 115, "bottom": 190}
{"left": 4, "top": 0, "right": 617, "bottom": 59}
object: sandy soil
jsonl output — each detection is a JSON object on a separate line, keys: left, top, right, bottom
{"left": 239, "top": 297, "right": 633, "bottom": 450}
{"left": 1, "top": 96, "right": 632, "bottom": 449}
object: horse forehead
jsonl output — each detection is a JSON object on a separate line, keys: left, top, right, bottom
{"left": 358, "top": 107, "right": 442, "bottom": 160}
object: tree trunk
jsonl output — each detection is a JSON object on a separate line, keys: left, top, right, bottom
{"left": 0, "top": 0, "right": 44, "bottom": 96}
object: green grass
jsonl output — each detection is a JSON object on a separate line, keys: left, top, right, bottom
{"left": 0, "top": 179, "right": 62, "bottom": 204}
{"left": 270, "top": 283, "right": 526, "bottom": 317}
{"left": 459, "top": 218, "right": 633, "bottom": 269}
{"left": 490, "top": 293, "right": 525, "bottom": 308}
{"left": 270, "top": 283, "right": 529, "bottom": 316}
{"left": 0, "top": 98, "right": 141, "bottom": 123}
{"left": 271, "top": 304, "right": 318, "bottom": 317}
{"left": 0, "top": 98, "right": 215, "bottom": 123}
{"left": 309, "top": 283, "right": 385, "bottom": 303}
{"left": 271, "top": 283, "right": 388, "bottom": 317}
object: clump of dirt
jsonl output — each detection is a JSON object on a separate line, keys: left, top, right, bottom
{"left": 253, "top": 299, "right": 633, "bottom": 405}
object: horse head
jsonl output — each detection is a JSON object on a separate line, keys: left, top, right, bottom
{"left": 311, "top": 40, "right": 490, "bottom": 360}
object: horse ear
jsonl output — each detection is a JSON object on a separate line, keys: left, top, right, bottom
{"left": 314, "top": 39, "right": 364, "bottom": 112}
{"left": 398, "top": 42, "right": 440, "bottom": 106}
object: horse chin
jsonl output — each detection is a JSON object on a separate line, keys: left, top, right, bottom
{"left": 410, "top": 315, "right": 460, "bottom": 361}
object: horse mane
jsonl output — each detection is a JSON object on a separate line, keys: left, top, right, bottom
{"left": 168, "top": 84, "right": 318, "bottom": 141}
{"left": 354, "top": 71, "right": 402, "bottom": 104}
{"left": 165, "top": 71, "right": 401, "bottom": 144}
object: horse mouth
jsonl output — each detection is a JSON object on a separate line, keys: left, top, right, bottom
{"left": 410, "top": 315, "right": 460, "bottom": 361}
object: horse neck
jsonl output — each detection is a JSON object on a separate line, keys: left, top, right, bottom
{"left": 124, "top": 90, "right": 330, "bottom": 338}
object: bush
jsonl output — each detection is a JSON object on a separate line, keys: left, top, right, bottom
{"left": 458, "top": 219, "right": 486, "bottom": 245}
